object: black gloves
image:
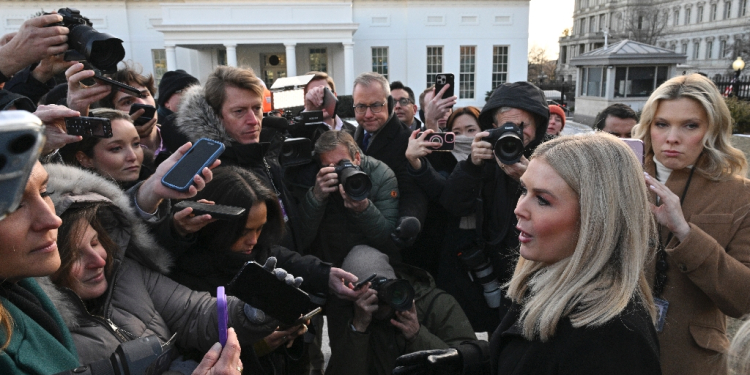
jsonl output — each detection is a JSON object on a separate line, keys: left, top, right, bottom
{"left": 392, "top": 348, "right": 462, "bottom": 375}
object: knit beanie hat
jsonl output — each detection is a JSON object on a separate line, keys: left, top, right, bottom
{"left": 0, "top": 90, "right": 36, "bottom": 112}
{"left": 157, "top": 70, "right": 199, "bottom": 107}
{"left": 341, "top": 245, "right": 396, "bottom": 280}
{"left": 548, "top": 105, "right": 566, "bottom": 127}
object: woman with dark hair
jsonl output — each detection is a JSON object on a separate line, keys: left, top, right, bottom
{"left": 170, "top": 166, "right": 361, "bottom": 374}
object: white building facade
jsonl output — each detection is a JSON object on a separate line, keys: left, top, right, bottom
{"left": 557, "top": 0, "right": 749, "bottom": 83}
{"left": 1, "top": 0, "right": 530, "bottom": 107}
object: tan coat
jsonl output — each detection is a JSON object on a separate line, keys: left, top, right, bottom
{"left": 645, "top": 160, "right": 750, "bottom": 375}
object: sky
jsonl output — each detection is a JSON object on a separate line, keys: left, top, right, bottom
{"left": 528, "top": 0, "right": 576, "bottom": 60}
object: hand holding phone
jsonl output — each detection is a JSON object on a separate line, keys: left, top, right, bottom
{"left": 354, "top": 273, "right": 378, "bottom": 291}
{"left": 417, "top": 131, "right": 455, "bottom": 151}
{"left": 129, "top": 103, "right": 157, "bottom": 126}
{"left": 173, "top": 200, "right": 246, "bottom": 220}
{"left": 162, "top": 138, "right": 225, "bottom": 192}
{"left": 65, "top": 116, "right": 113, "bottom": 138}
{"left": 435, "top": 73, "right": 455, "bottom": 99}
{"left": 217, "top": 286, "right": 228, "bottom": 347}
{"left": 0, "top": 111, "right": 44, "bottom": 220}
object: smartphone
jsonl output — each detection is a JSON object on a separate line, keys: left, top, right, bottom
{"left": 434, "top": 73, "right": 455, "bottom": 99}
{"left": 227, "top": 261, "right": 313, "bottom": 325}
{"left": 173, "top": 200, "right": 246, "bottom": 220}
{"left": 321, "top": 87, "right": 338, "bottom": 120}
{"left": 353, "top": 273, "right": 378, "bottom": 291}
{"left": 279, "top": 307, "right": 323, "bottom": 330}
{"left": 0, "top": 111, "right": 45, "bottom": 220}
{"left": 622, "top": 138, "right": 645, "bottom": 165}
{"left": 93, "top": 73, "right": 147, "bottom": 99}
{"left": 161, "top": 138, "right": 225, "bottom": 192}
{"left": 217, "top": 286, "right": 228, "bottom": 347}
{"left": 129, "top": 103, "right": 156, "bottom": 126}
{"left": 417, "top": 131, "right": 455, "bottom": 151}
{"left": 65, "top": 116, "right": 113, "bottom": 138}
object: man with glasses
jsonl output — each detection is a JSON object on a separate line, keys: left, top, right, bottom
{"left": 352, "top": 72, "right": 428, "bottom": 253}
{"left": 390, "top": 81, "right": 422, "bottom": 131}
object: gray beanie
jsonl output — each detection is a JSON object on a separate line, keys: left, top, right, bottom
{"left": 341, "top": 245, "right": 396, "bottom": 280}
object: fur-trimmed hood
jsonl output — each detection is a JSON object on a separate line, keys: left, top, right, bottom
{"left": 175, "top": 85, "right": 235, "bottom": 146}
{"left": 45, "top": 163, "right": 172, "bottom": 274}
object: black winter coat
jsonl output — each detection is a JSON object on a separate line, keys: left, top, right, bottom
{"left": 488, "top": 300, "right": 661, "bottom": 375}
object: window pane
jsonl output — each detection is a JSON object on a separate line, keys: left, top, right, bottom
{"left": 371, "top": 47, "right": 389, "bottom": 79}
{"left": 309, "top": 48, "right": 327, "bottom": 72}
{"left": 656, "top": 66, "right": 668, "bottom": 87}
{"left": 584, "top": 67, "right": 603, "bottom": 97}
{"left": 459, "top": 46, "right": 476, "bottom": 99}
{"left": 492, "top": 46, "right": 509, "bottom": 89}
{"left": 627, "top": 66, "right": 657, "bottom": 97}
{"left": 151, "top": 49, "right": 167, "bottom": 85}
{"left": 614, "top": 67, "right": 627, "bottom": 97}
{"left": 426, "top": 47, "right": 443, "bottom": 88}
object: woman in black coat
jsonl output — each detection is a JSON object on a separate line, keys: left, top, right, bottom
{"left": 395, "top": 133, "right": 661, "bottom": 375}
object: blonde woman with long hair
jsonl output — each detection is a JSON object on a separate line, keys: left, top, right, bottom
{"left": 633, "top": 73, "right": 750, "bottom": 375}
{"left": 394, "top": 133, "right": 661, "bottom": 375}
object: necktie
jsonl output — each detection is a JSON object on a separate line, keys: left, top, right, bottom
{"left": 362, "top": 131, "right": 372, "bottom": 151}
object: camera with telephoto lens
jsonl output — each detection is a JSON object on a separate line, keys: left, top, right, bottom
{"left": 46, "top": 8, "right": 125, "bottom": 73}
{"left": 482, "top": 122, "right": 525, "bottom": 165}
{"left": 334, "top": 159, "right": 372, "bottom": 201}
{"left": 54, "top": 335, "right": 166, "bottom": 375}
{"left": 457, "top": 244, "right": 503, "bottom": 309}
{"left": 371, "top": 276, "right": 415, "bottom": 311}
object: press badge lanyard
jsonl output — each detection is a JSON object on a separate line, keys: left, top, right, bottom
{"left": 263, "top": 158, "right": 289, "bottom": 222}
{"left": 652, "top": 164, "right": 696, "bottom": 332}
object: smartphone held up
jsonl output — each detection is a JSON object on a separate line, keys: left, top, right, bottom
{"left": 162, "top": 138, "right": 225, "bottom": 192}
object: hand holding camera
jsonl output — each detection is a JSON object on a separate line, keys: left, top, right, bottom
{"left": 312, "top": 165, "right": 339, "bottom": 202}
{"left": 391, "top": 302, "right": 420, "bottom": 341}
{"left": 0, "top": 14, "right": 69, "bottom": 78}
{"left": 339, "top": 183, "right": 369, "bottom": 213}
{"left": 33, "top": 104, "right": 83, "bottom": 155}
{"left": 470, "top": 131, "right": 495, "bottom": 166}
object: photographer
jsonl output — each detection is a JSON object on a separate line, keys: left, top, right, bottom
{"left": 0, "top": 13, "right": 69, "bottom": 85}
{"left": 157, "top": 70, "right": 199, "bottom": 153}
{"left": 326, "top": 246, "right": 476, "bottom": 375}
{"left": 438, "top": 82, "right": 550, "bottom": 332}
{"left": 297, "top": 130, "right": 399, "bottom": 267}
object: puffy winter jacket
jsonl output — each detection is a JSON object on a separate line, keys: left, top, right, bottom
{"left": 42, "top": 164, "right": 276, "bottom": 366}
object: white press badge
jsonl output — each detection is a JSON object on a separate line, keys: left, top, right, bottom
{"left": 654, "top": 297, "right": 669, "bottom": 332}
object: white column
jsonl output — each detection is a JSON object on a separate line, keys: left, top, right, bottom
{"left": 285, "top": 43, "right": 297, "bottom": 76}
{"left": 225, "top": 44, "right": 238, "bottom": 67}
{"left": 343, "top": 42, "right": 355, "bottom": 95}
{"left": 165, "top": 45, "right": 177, "bottom": 71}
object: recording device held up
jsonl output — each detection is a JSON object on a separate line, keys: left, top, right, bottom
{"left": 417, "top": 131, "right": 455, "bottom": 151}
{"left": 129, "top": 104, "right": 157, "bottom": 126}
{"left": 370, "top": 276, "right": 415, "bottom": 312}
{"left": 47, "top": 8, "right": 125, "bottom": 74}
{"left": 482, "top": 122, "right": 525, "bottom": 165}
{"left": 65, "top": 116, "right": 113, "bottom": 138}
{"left": 161, "top": 138, "right": 225, "bottom": 192}
{"left": 0, "top": 111, "right": 45, "bottom": 221}
{"left": 334, "top": 159, "right": 372, "bottom": 201}
{"left": 457, "top": 243, "right": 503, "bottom": 309}
{"left": 435, "top": 73, "right": 455, "bottom": 99}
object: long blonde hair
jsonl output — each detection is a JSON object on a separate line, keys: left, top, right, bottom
{"left": 506, "top": 133, "right": 657, "bottom": 341}
{"left": 632, "top": 73, "right": 747, "bottom": 180}
{"left": 729, "top": 318, "right": 750, "bottom": 374}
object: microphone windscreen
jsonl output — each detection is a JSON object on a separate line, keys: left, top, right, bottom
{"left": 397, "top": 216, "right": 421, "bottom": 239}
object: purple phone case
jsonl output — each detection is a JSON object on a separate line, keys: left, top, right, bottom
{"left": 217, "top": 286, "right": 228, "bottom": 346}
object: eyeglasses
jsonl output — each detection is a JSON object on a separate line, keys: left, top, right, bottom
{"left": 394, "top": 98, "right": 413, "bottom": 106}
{"left": 353, "top": 102, "right": 386, "bottom": 114}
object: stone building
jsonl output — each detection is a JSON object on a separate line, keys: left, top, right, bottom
{"left": 557, "top": 0, "right": 749, "bottom": 83}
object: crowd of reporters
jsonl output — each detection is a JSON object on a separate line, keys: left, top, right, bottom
{"left": 1, "top": 10, "right": 750, "bottom": 375}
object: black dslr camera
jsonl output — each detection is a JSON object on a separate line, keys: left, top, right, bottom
{"left": 482, "top": 122, "right": 525, "bottom": 165}
{"left": 334, "top": 159, "right": 372, "bottom": 201}
{"left": 371, "top": 276, "right": 415, "bottom": 311}
{"left": 457, "top": 244, "right": 502, "bottom": 308}
{"left": 47, "top": 8, "right": 125, "bottom": 73}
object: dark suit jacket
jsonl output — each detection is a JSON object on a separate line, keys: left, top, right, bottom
{"left": 354, "top": 115, "right": 428, "bottom": 231}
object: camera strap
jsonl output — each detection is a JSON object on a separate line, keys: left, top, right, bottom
{"left": 263, "top": 158, "right": 289, "bottom": 222}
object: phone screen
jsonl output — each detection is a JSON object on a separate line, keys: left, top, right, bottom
{"left": 162, "top": 139, "right": 224, "bottom": 191}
